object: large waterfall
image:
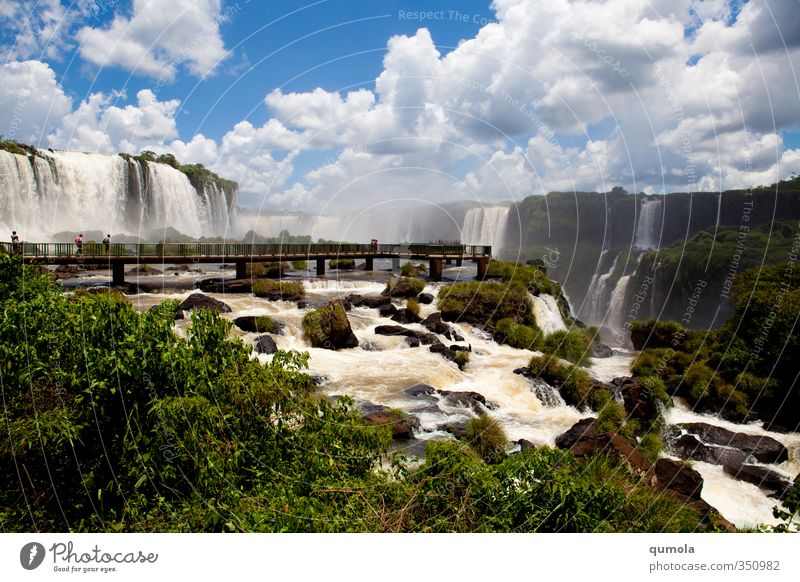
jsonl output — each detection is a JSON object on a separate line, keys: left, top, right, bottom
{"left": 583, "top": 252, "right": 619, "bottom": 324}
{"left": 633, "top": 198, "right": 663, "bottom": 250}
{"left": 461, "top": 206, "right": 510, "bottom": 254}
{"left": 0, "top": 149, "right": 234, "bottom": 240}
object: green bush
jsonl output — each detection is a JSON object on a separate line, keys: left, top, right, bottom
{"left": 254, "top": 316, "right": 280, "bottom": 333}
{"left": 291, "top": 260, "right": 308, "bottom": 270}
{"left": 542, "top": 330, "right": 592, "bottom": 366}
{"left": 465, "top": 414, "right": 507, "bottom": 464}
{"left": 301, "top": 302, "right": 358, "bottom": 350}
{"left": 247, "top": 262, "right": 287, "bottom": 278}
{"left": 400, "top": 262, "right": 416, "bottom": 277}
{"left": 330, "top": 258, "right": 356, "bottom": 269}
{"left": 406, "top": 298, "right": 421, "bottom": 315}
{"left": 252, "top": 279, "right": 305, "bottom": 300}
{"left": 527, "top": 355, "right": 594, "bottom": 409}
{"left": 437, "top": 281, "right": 532, "bottom": 327}
{"left": 638, "top": 433, "right": 664, "bottom": 462}
{"left": 495, "top": 318, "right": 542, "bottom": 351}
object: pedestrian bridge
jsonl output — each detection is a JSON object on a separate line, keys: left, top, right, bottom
{"left": 3, "top": 242, "right": 492, "bottom": 284}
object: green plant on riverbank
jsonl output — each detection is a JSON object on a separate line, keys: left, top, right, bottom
{"left": 252, "top": 279, "right": 305, "bottom": 300}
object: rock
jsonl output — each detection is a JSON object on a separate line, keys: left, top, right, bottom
{"left": 652, "top": 458, "right": 703, "bottom": 501}
{"left": 678, "top": 423, "right": 788, "bottom": 464}
{"left": 310, "top": 375, "right": 329, "bottom": 386}
{"left": 517, "top": 439, "right": 537, "bottom": 452}
{"left": 418, "top": 292, "right": 434, "bottom": 304}
{"left": 196, "top": 277, "right": 253, "bottom": 293}
{"left": 363, "top": 406, "right": 419, "bottom": 440}
{"left": 346, "top": 294, "right": 392, "bottom": 309}
{"left": 53, "top": 264, "right": 83, "bottom": 279}
{"left": 429, "top": 343, "right": 458, "bottom": 362}
{"left": 723, "top": 464, "right": 793, "bottom": 499}
{"left": 405, "top": 383, "right": 437, "bottom": 398}
{"left": 234, "top": 316, "right": 286, "bottom": 334}
{"left": 177, "top": 293, "right": 231, "bottom": 314}
{"left": 405, "top": 337, "right": 420, "bottom": 348}
{"left": 126, "top": 265, "right": 162, "bottom": 275}
{"left": 378, "top": 304, "right": 398, "bottom": 318}
{"left": 513, "top": 366, "right": 535, "bottom": 379}
{"left": 617, "top": 377, "right": 662, "bottom": 425}
{"left": 165, "top": 265, "right": 191, "bottom": 272}
{"left": 391, "top": 308, "right": 422, "bottom": 324}
{"left": 374, "top": 325, "right": 442, "bottom": 346}
{"left": 303, "top": 301, "right": 359, "bottom": 350}
{"left": 361, "top": 341, "right": 382, "bottom": 352}
{"left": 219, "top": 263, "right": 236, "bottom": 269}
{"left": 555, "top": 418, "right": 652, "bottom": 477}
{"left": 381, "top": 277, "right": 424, "bottom": 298}
{"left": 438, "top": 389, "right": 498, "bottom": 412}
{"left": 449, "top": 344, "right": 470, "bottom": 352}
{"left": 591, "top": 341, "right": 614, "bottom": 358}
{"left": 440, "top": 420, "right": 470, "bottom": 439}
{"left": 174, "top": 309, "right": 185, "bottom": 320}
{"left": 422, "top": 312, "right": 464, "bottom": 341}
{"left": 670, "top": 434, "right": 750, "bottom": 466}
{"left": 254, "top": 335, "right": 278, "bottom": 355}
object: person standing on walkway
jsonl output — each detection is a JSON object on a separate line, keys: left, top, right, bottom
{"left": 11, "top": 231, "right": 21, "bottom": 255}
{"left": 74, "top": 233, "right": 84, "bottom": 256}
{"left": 103, "top": 234, "right": 111, "bottom": 254}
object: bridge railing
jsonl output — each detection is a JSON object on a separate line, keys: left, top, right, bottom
{"left": 1, "top": 242, "right": 492, "bottom": 258}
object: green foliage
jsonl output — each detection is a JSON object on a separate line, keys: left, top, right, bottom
{"left": 406, "top": 298, "right": 421, "bottom": 316}
{"left": 385, "top": 276, "right": 426, "bottom": 297}
{"left": 400, "top": 262, "right": 416, "bottom": 277}
{"left": 485, "top": 260, "right": 562, "bottom": 297}
{"left": 465, "top": 415, "right": 507, "bottom": 463}
{"left": 437, "top": 281, "right": 532, "bottom": 327}
{"left": 252, "top": 279, "right": 305, "bottom": 300}
{"left": 291, "top": 260, "right": 308, "bottom": 270}
{"left": 253, "top": 316, "right": 280, "bottom": 334}
{"left": 329, "top": 258, "right": 356, "bottom": 269}
{"left": 247, "top": 262, "right": 287, "bottom": 278}
{"left": 541, "top": 329, "right": 592, "bottom": 366}
{"left": 527, "top": 355, "right": 594, "bottom": 409}
{"left": 495, "top": 318, "right": 542, "bottom": 350}
{"left": 301, "top": 302, "right": 352, "bottom": 348}
{"left": 0, "top": 139, "right": 37, "bottom": 156}
{"left": 638, "top": 433, "right": 664, "bottom": 462}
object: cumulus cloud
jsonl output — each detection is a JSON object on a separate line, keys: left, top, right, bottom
{"left": 77, "top": 0, "right": 229, "bottom": 80}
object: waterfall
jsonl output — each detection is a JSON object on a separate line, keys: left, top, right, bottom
{"left": 607, "top": 273, "right": 634, "bottom": 332}
{"left": 0, "top": 149, "right": 234, "bottom": 240}
{"left": 531, "top": 293, "right": 568, "bottom": 335}
{"left": 461, "top": 206, "right": 510, "bottom": 254}
{"left": 584, "top": 252, "right": 619, "bottom": 325}
{"left": 633, "top": 198, "right": 663, "bottom": 250}
{"left": 530, "top": 379, "right": 566, "bottom": 408}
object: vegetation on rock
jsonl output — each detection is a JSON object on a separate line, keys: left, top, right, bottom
{"left": 252, "top": 279, "right": 305, "bottom": 301}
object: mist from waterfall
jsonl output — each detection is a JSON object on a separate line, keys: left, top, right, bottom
{"left": 633, "top": 198, "right": 663, "bottom": 250}
{"left": 0, "top": 149, "right": 234, "bottom": 240}
{"left": 461, "top": 206, "right": 510, "bottom": 255}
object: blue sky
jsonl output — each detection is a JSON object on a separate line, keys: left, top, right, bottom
{"left": 1, "top": 0, "right": 799, "bottom": 210}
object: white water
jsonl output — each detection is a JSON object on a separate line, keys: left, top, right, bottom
{"left": 0, "top": 149, "right": 233, "bottom": 239}
{"left": 634, "top": 198, "right": 663, "bottom": 250}
{"left": 606, "top": 273, "right": 634, "bottom": 335}
{"left": 584, "top": 252, "right": 619, "bottom": 325}
{"left": 121, "top": 278, "right": 798, "bottom": 528}
{"left": 531, "top": 293, "right": 567, "bottom": 335}
{"left": 461, "top": 206, "right": 510, "bottom": 254}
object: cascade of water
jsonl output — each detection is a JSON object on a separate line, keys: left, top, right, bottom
{"left": 530, "top": 379, "right": 566, "bottom": 408}
{"left": 461, "top": 206, "right": 510, "bottom": 255}
{"left": 633, "top": 198, "right": 663, "bottom": 250}
{"left": 606, "top": 273, "right": 634, "bottom": 332}
{"left": 0, "top": 149, "right": 233, "bottom": 239}
{"left": 585, "top": 252, "right": 619, "bottom": 325}
{"left": 530, "top": 293, "right": 568, "bottom": 335}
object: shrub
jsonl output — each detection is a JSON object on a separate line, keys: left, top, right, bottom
{"left": 291, "top": 260, "right": 308, "bottom": 270}
{"left": 495, "top": 318, "right": 542, "bottom": 351}
{"left": 406, "top": 298, "right": 420, "bottom": 315}
{"left": 254, "top": 316, "right": 279, "bottom": 333}
{"left": 247, "top": 262, "right": 286, "bottom": 278}
{"left": 301, "top": 302, "right": 358, "bottom": 350}
{"left": 527, "top": 355, "right": 594, "bottom": 409}
{"left": 465, "top": 414, "right": 507, "bottom": 463}
{"left": 437, "top": 281, "right": 532, "bottom": 327}
{"left": 253, "top": 279, "right": 305, "bottom": 300}
{"left": 385, "top": 276, "right": 426, "bottom": 298}
{"left": 330, "top": 258, "right": 356, "bottom": 269}
{"left": 400, "top": 262, "right": 416, "bottom": 277}
{"left": 638, "top": 433, "right": 664, "bottom": 462}
{"left": 542, "top": 330, "right": 592, "bottom": 366}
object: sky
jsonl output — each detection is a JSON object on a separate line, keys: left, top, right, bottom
{"left": 1, "top": 0, "right": 799, "bottom": 211}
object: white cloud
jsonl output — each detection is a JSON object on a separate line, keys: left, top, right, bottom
{"left": 77, "top": 0, "right": 229, "bottom": 80}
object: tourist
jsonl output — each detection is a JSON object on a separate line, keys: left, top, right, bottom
{"left": 74, "top": 233, "right": 84, "bottom": 256}
{"left": 11, "top": 231, "right": 21, "bottom": 255}
{"left": 103, "top": 234, "right": 111, "bottom": 254}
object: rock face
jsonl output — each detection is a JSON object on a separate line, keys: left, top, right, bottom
{"left": 670, "top": 434, "right": 750, "bottom": 466}
{"left": 422, "top": 312, "right": 465, "bottom": 341}
{"left": 678, "top": 423, "right": 788, "bottom": 464}
{"left": 555, "top": 418, "right": 651, "bottom": 477}
{"left": 197, "top": 277, "right": 253, "bottom": 293}
{"left": 723, "top": 464, "right": 794, "bottom": 499}
{"left": 615, "top": 377, "right": 661, "bottom": 425}
{"left": 652, "top": 458, "right": 703, "bottom": 501}
{"left": 362, "top": 406, "right": 419, "bottom": 439}
{"left": 403, "top": 383, "right": 498, "bottom": 413}
{"left": 374, "top": 325, "right": 442, "bottom": 346}
{"left": 303, "top": 301, "right": 359, "bottom": 350}
{"left": 178, "top": 293, "right": 232, "bottom": 313}
{"left": 126, "top": 265, "right": 163, "bottom": 275}
{"left": 234, "top": 316, "right": 286, "bottom": 334}
{"left": 254, "top": 335, "right": 278, "bottom": 354}
{"left": 391, "top": 308, "right": 422, "bottom": 324}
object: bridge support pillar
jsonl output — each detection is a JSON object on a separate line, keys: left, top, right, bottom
{"left": 429, "top": 259, "right": 443, "bottom": 282}
{"left": 392, "top": 258, "right": 400, "bottom": 274}
{"left": 236, "top": 261, "right": 247, "bottom": 279}
{"left": 316, "top": 258, "right": 326, "bottom": 277}
{"left": 111, "top": 261, "right": 125, "bottom": 286}
{"left": 456, "top": 258, "right": 463, "bottom": 267}
{"left": 364, "top": 257, "right": 373, "bottom": 271}
{"left": 445, "top": 259, "right": 452, "bottom": 265}
{"left": 476, "top": 258, "right": 489, "bottom": 280}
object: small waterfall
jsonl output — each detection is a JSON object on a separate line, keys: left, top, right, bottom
{"left": 461, "top": 206, "right": 510, "bottom": 254}
{"left": 530, "top": 379, "right": 566, "bottom": 408}
{"left": 607, "top": 273, "right": 634, "bottom": 332}
{"left": 584, "top": 252, "right": 619, "bottom": 325}
{"left": 633, "top": 198, "right": 663, "bottom": 250}
{"left": 531, "top": 293, "right": 568, "bottom": 335}
{"left": 0, "top": 148, "right": 234, "bottom": 239}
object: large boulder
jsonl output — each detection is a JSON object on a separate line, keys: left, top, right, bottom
{"left": 378, "top": 304, "right": 398, "bottom": 318}
{"left": 254, "top": 335, "right": 279, "bottom": 355}
{"left": 381, "top": 277, "right": 425, "bottom": 298}
{"left": 53, "top": 264, "right": 83, "bottom": 279}
{"left": 234, "top": 316, "right": 286, "bottom": 334}
{"left": 417, "top": 293, "right": 434, "bottom": 305}
{"left": 723, "top": 464, "right": 794, "bottom": 499}
{"left": 422, "top": 312, "right": 464, "bottom": 341}
{"left": 591, "top": 341, "right": 614, "bottom": 358}
{"left": 670, "top": 434, "right": 750, "bottom": 466}
{"left": 616, "top": 377, "right": 662, "bottom": 425}
{"left": 438, "top": 389, "right": 497, "bottom": 412}
{"left": 678, "top": 423, "right": 788, "bottom": 464}
{"left": 302, "top": 301, "right": 359, "bottom": 350}
{"left": 197, "top": 277, "right": 253, "bottom": 293}
{"left": 555, "top": 418, "right": 652, "bottom": 477}
{"left": 391, "top": 308, "right": 422, "bottom": 324}
{"left": 362, "top": 406, "right": 419, "bottom": 440}
{"left": 178, "top": 293, "right": 231, "bottom": 313}
{"left": 374, "top": 325, "right": 442, "bottom": 346}
{"left": 652, "top": 458, "right": 703, "bottom": 501}
{"left": 127, "top": 265, "right": 162, "bottom": 275}
{"left": 346, "top": 294, "right": 392, "bottom": 309}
